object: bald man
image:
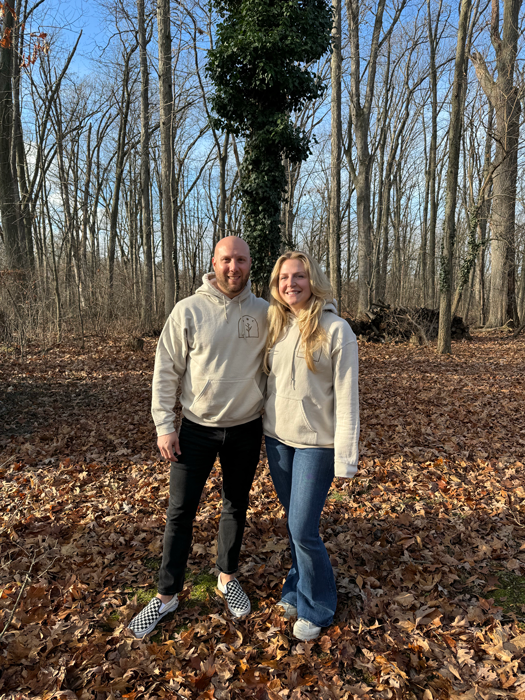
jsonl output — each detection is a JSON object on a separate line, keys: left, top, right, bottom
{"left": 128, "top": 237, "right": 269, "bottom": 638}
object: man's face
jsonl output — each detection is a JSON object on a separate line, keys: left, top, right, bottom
{"left": 212, "top": 238, "right": 251, "bottom": 298}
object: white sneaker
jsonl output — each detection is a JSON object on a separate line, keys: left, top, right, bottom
{"left": 276, "top": 600, "right": 298, "bottom": 619}
{"left": 293, "top": 617, "right": 321, "bottom": 641}
{"left": 217, "top": 575, "right": 251, "bottom": 618}
{"left": 127, "top": 594, "right": 179, "bottom": 639}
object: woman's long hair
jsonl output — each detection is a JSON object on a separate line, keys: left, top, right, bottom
{"left": 264, "top": 251, "right": 334, "bottom": 373}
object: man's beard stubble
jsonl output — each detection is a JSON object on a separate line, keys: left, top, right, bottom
{"left": 214, "top": 269, "right": 250, "bottom": 296}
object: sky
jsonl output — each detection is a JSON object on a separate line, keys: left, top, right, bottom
{"left": 30, "top": 0, "right": 113, "bottom": 76}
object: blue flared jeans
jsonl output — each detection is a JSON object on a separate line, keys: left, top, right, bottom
{"left": 265, "top": 436, "right": 336, "bottom": 627}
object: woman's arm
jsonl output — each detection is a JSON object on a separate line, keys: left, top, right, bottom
{"left": 332, "top": 338, "right": 360, "bottom": 478}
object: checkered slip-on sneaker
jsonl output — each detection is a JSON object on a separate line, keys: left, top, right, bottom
{"left": 217, "top": 575, "right": 251, "bottom": 618}
{"left": 127, "top": 594, "right": 179, "bottom": 639}
{"left": 276, "top": 600, "right": 298, "bottom": 619}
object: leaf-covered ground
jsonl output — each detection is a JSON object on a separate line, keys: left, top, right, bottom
{"left": 1, "top": 333, "right": 524, "bottom": 700}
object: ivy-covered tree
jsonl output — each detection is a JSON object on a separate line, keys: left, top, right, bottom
{"left": 207, "top": 0, "right": 332, "bottom": 289}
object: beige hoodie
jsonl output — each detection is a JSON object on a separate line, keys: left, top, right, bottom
{"left": 152, "top": 274, "right": 268, "bottom": 435}
{"left": 263, "top": 303, "right": 359, "bottom": 478}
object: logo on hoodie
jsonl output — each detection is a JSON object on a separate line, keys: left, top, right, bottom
{"left": 238, "top": 316, "right": 259, "bottom": 338}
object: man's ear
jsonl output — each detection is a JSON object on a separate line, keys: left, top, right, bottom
{"left": 212, "top": 257, "right": 216, "bottom": 269}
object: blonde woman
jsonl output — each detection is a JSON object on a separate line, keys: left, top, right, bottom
{"left": 264, "top": 251, "right": 359, "bottom": 641}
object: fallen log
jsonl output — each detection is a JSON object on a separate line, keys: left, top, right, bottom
{"left": 347, "top": 306, "right": 471, "bottom": 343}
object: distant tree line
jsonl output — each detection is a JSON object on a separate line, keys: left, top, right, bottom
{"left": 0, "top": 0, "right": 524, "bottom": 352}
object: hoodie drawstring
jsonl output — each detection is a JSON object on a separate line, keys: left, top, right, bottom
{"left": 238, "top": 297, "right": 246, "bottom": 340}
{"left": 290, "top": 330, "right": 301, "bottom": 388}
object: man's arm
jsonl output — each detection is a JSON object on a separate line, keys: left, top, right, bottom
{"left": 151, "top": 313, "right": 189, "bottom": 451}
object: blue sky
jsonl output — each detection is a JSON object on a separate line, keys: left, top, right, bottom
{"left": 32, "top": 0, "right": 112, "bottom": 75}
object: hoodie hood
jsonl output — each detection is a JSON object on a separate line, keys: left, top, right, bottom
{"left": 196, "top": 273, "right": 254, "bottom": 322}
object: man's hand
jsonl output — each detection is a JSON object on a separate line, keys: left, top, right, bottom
{"left": 157, "top": 431, "right": 181, "bottom": 462}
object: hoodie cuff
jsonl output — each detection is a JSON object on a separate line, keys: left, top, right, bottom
{"left": 334, "top": 461, "right": 358, "bottom": 479}
{"left": 156, "top": 421, "right": 176, "bottom": 437}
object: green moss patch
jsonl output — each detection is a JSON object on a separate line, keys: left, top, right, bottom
{"left": 492, "top": 572, "right": 525, "bottom": 616}
{"left": 186, "top": 572, "right": 217, "bottom": 606}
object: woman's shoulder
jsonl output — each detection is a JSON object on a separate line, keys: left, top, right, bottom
{"left": 321, "top": 308, "right": 357, "bottom": 344}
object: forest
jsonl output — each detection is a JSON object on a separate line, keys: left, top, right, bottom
{"left": 1, "top": 1, "right": 525, "bottom": 699}
{"left": 0, "top": 0, "right": 524, "bottom": 346}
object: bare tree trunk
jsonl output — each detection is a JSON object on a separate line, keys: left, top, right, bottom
{"left": 372, "top": 43, "right": 391, "bottom": 302}
{"left": 217, "top": 132, "right": 229, "bottom": 245}
{"left": 0, "top": 4, "right": 25, "bottom": 270}
{"left": 345, "top": 0, "right": 406, "bottom": 316}
{"left": 471, "top": 0, "right": 522, "bottom": 328}
{"left": 158, "top": 0, "right": 176, "bottom": 317}
{"left": 137, "top": 0, "right": 153, "bottom": 330}
{"left": 425, "top": 0, "right": 442, "bottom": 308}
{"left": 329, "top": 0, "right": 341, "bottom": 308}
{"left": 437, "top": 0, "right": 473, "bottom": 354}
{"left": 12, "top": 0, "right": 32, "bottom": 266}
{"left": 81, "top": 123, "right": 92, "bottom": 302}
{"left": 108, "top": 42, "right": 136, "bottom": 302}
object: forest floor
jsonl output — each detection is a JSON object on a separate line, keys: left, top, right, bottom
{"left": 1, "top": 332, "right": 525, "bottom": 700}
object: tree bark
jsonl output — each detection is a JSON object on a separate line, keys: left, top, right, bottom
{"left": 137, "top": 0, "right": 153, "bottom": 330}
{"left": 157, "top": 0, "right": 176, "bottom": 317}
{"left": 437, "top": 0, "right": 473, "bottom": 354}
{"left": 471, "top": 0, "right": 522, "bottom": 328}
{"left": 345, "top": 0, "right": 406, "bottom": 316}
{"left": 108, "top": 42, "right": 136, "bottom": 301}
{"left": 424, "top": 0, "right": 442, "bottom": 308}
{"left": 329, "top": 0, "right": 342, "bottom": 308}
{"left": 0, "top": 3, "right": 25, "bottom": 270}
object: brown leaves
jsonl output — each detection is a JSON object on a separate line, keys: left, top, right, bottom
{"left": 1, "top": 335, "right": 525, "bottom": 698}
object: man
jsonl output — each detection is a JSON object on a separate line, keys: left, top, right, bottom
{"left": 128, "top": 236, "right": 268, "bottom": 639}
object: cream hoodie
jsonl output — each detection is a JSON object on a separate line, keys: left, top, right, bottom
{"left": 263, "top": 303, "right": 359, "bottom": 478}
{"left": 152, "top": 274, "right": 268, "bottom": 435}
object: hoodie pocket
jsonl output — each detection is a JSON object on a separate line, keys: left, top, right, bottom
{"left": 265, "top": 392, "right": 319, "bottom": 445}
{"left": 189, "top": 378, "right": 263, "bottom": 423}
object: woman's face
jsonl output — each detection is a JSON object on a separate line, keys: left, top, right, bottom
{"left": 278, "top": 258, "right": 312, "bottom": 314}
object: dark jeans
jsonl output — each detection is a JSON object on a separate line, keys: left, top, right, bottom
{"left": 158, "top": 416, "right": 262, "bottom": 595}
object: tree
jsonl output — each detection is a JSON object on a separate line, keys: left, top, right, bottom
{"left": 471, "top": 0, "right": 523, "bottom": 328}
{"left": 0, "top": 2, "right": 26, "bottom": 269}
{"left": 137, "top": 0, "right": 154, "bottom": 330}
{"left": 329, "top": 0, "right": 342, "bottom": 308}
{"left": 437, "top": 0, "right": 474, "bottom": 354}
{"left": 157, "top": 0, "right": 177, "bottom": 316}
{"left": 345, "top": 0, "right": 407, "bottom": 317}
{"left": 207, "top": 0, "right": 333, "bottom": 289}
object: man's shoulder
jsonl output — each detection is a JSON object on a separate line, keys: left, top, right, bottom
{"left": 248, "top": 294, "right": 269, "bottom": 312}
{"left": 171, "top": 292, "right": 208, "bottom": 314}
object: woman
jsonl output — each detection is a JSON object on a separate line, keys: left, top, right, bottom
{"left": 263, "top": 251, "right": 359, "bottom": 641}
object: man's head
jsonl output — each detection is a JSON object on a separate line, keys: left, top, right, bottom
{"left": 212, "top": 236, "right": 251, "bottom": 298}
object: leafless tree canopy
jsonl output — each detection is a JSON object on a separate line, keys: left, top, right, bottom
{"left": 1, "top": 0, "right": 525, "bottom": 348}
